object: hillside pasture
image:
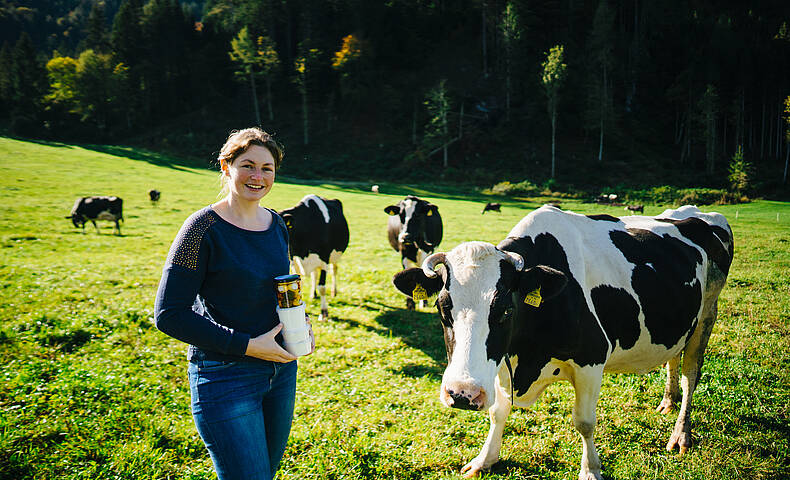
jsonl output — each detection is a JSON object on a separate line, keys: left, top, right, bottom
{"left": 0, "top": 137, "right": 788, "bottom": 479}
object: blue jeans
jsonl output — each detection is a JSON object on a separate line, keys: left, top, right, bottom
{"left": 188, "top": 357, "right": 298, "bottom": 480}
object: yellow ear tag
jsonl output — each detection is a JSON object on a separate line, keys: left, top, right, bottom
{"left": 412, "top": 284, "right": 428, "bottom": 301}
{"left": 523, "top": 286, "right": 542, "bottom": 307}
{"left": 426, "top": 210, "right": 433, "bottom": 216}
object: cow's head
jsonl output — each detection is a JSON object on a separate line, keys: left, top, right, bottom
{"left": 384, "top": 196, "right": 439, "bottom": 247}
{"left": 393, "top": 241, "right": 567, "bottom": 411}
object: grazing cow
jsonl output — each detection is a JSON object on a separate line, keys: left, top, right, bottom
{"left": 596, "top": 193, "right": 618, "bottom": 204}
{"left": 279, "top": 194, "right": 349, "bottom": 320}
{"left": 481, "top": 202, "right": 501, "bottom": 214}
{"left": 67, "top": 196, "right": 124, "bottom": 235}
{"left": 372, "top": 185, "right": 380, "bottom": 194}
{"left": 393, "top": 205, "right": 733, "bottom": 479}
{"left": 625, "top": 204, "right": 644, "bottom": 214}
{"left": 149, "top": 189, "right": 161, "bottom": 203}
{"left": 385, "top": 195, "right": 443, "bottom": 310}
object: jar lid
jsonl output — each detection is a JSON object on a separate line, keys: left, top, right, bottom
{"left": 274, "top": 274, "right": 300, "bottom": 282}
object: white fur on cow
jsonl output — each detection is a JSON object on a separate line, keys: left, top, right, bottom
{"left": 393, "top": 205, "right": 733, "bottom": 480}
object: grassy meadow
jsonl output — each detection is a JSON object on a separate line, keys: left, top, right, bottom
{"left": 0, "top": 136, "right": 788, "bottom": 480}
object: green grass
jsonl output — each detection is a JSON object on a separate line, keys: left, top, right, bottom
{"left": 0, "top": 136, "right": 788, "bottom": 480}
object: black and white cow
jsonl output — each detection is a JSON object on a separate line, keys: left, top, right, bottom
{"left": 67, "top": 196, "right": 124, "bottom": 235}
{"left": 481, "top": 202, "right": 501, "bottom": 214}
{"left": 393, "top": 205, "right": 733, "bottom": 479}
{"left": 385, "top": 195, "right": 443, "bottom": 310}
{"left": 279, "top": 194, "right": 349, "bottom": 320}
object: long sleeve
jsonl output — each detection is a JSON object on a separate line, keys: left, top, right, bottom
{"left": 154, "top": 212, "right": 250, "bottom": 356}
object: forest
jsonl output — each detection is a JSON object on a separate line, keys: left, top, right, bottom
{"left": 1, "top": 0, "right": 789, "bottom": 197}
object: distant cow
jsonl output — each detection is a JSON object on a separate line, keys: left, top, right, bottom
{"left": 481, "top": 202, "right": 501, "bottom": 214}
{"left": 625, "top": 204, "right": 644, "bottom": 214}
{"left": 596, "top": 193, "right": 618, "bottom": 204}
{"left": 279, "top": 195, "right": 350, "bottom": 320}
{"left": 385, "top": 195, "right": 443, "bottom": 309}
{"left": 393, "top": 205, "right": 733, "bottom": 479}
{"left": 371, "top": 185, "right": 380, "bottom": 194}
{"left": 149, "top": 189, "right": 161, "bottom": 203}
{"left": 67, "top": 196, "right": 124, "bottom": 235}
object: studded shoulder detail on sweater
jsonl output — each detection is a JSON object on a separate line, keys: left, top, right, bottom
{"left": 167, "top": 210, "right": 216, "bottom": 271}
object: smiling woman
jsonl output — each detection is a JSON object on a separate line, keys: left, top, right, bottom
{"left": 154, "top": 127, "right": 314, "bottom": 480}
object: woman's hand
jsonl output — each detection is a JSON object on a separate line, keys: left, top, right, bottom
{"left": 245, "top": 323, "right": 297, "bottom": 363}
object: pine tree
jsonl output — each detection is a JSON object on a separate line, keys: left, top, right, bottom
{"left": 585, "top": 0, "right": 615, "bottom": 162}
{"left": 85, "top": 1, "right": 110, "bottom": 53}
{"left": 500, "top": 2, "right": 520, "bottom": 122}
{"left": 0, "top": 43, "right": 12, "bottom": 116}
{"left": 541, "top": 44, "right": 567, "bottom": 178}
{"left": 9, "top": 33, "right": 46, "bottom": 131}
{"left": 230, "top": 26, "right": 263, "bottom": 125}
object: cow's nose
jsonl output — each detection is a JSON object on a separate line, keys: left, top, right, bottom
{"left": 441, "top": 383, "right": 486, "bottom": 411}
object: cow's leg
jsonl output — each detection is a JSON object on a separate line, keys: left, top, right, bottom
{"left": 460, "top": 371, "right": 512, "bottom": 477}
{"left": 415, "top": 249, "right": 429, "bottom": 309}
{"left": 402, "top": 255, "right": 416, "bottom": 310}
{"left": 114, "top": 219, "right": 121, "bottom": 236}
{"left": 571, "top": 367, "right": 604, "bottom": 480}
{"left": 317, "top": 269, "right": 329, "bottom": 320}
{"left": 91, "top": 220, "right": 100, "bottom": 234}
{"left": 656, "top": 354, "right": 681, "bottom": 414}
{"left": 310, "top": 270, "right": 317, "bottom": 299}
{"left": 667, "top": 304, "right": 717, "bottom": 455}
{"left": 330, "top": 263, "right": 338, "bottom": 296}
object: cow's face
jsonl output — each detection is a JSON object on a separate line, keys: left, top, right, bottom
{"left": 393, "top": 241, "right": 566, "bottom": 411}
{"left": 384, "top": 196, "right": 437, "bottom": 246}
{"left": 70, "top": 214, "right": 84, "bottom": 228}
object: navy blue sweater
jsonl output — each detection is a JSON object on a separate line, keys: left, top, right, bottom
{"left": 154, "top": 206, "right": 290, "bottom": 362}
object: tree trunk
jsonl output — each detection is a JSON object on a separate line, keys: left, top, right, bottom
{"left": 551, "top": 108, "right": 557, "bottom": 178}
{"left": 783, "top": 141, "right": 788, "bottom": 184}
{"left": 760, "top": 100, "right": 766, "bottom": 159}
{"left": 249, "top": 69, "right": 261, "bottom": 126}
{"left": 412, "top": 99, "right": 417, "bottom": 145}
{"left": 482, "top": 1, "right": 488, "bottom": 78}
{"left": 598, "top": 63, "right": 606, "bottom": 162}
{"left": 266, "top": 78, "right": 273, "bottom": 121}
{"left": 302, "top": 90, "right": 308, "bottom": 145}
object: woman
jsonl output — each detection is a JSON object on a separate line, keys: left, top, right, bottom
{"left": 155, "top": 127, "right": 313, "bottom": 480}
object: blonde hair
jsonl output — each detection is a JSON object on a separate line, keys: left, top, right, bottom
{"left": 217, "top": 127, "right": 284, "bottom": 196}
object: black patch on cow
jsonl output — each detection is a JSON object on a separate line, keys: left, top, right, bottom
{"left": 484, "top": 260, "right": 519, "bottom": 365}
{"left": 590, "top": 285, "right": 641, "bottom": 351}
{"left": 587, "top": 214, "right": 620, "bottom": 222}
{"left": 386, "top": 196, "right": 443, "bottom": 263}
{"left": 656, "top": 217, "right": 733, "bottom": 275}
{"left": 610, "top": 228, "right": 703, "bottom": 349}
{"left": 497, "top": 234, "right": 610, "bottom": 397}
{"left": 279, "top": 197, "right": 349, "bottom": 263}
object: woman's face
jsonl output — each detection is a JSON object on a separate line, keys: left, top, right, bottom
{"left": 223, "top": 145, "right": 276, "bottom": 202}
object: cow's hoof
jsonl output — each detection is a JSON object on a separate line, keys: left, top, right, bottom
{"left": 319, "top": 309, "right": 329, "bottom": 321}
{"left": 666, "top": 430, "right": 692, "bottom": 454}
{"left": 655, "top": 397, "right": 675, "bottom": 414}
{"left": 578, "top": 470, "right": 603, "bottom": 480}
{"left": 460, "top": 457, "right": 492, "bottom": 478}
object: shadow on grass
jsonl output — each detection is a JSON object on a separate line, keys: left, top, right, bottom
{"left": 80, "top": 144, "right": 210, "bottom": 173}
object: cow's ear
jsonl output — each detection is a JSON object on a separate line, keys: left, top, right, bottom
{"left": 517, "top": 266, "right": 568, "bottom": 306}
{"left": 393, "top": 268, "right": 443, "bottom": 300}
{"left": 426, "top": 204, "right": 439, "bottom": 217}
{"left": 281, "top": 213, "right": 294, "bottom": 229}
{"left": 384, "top": 205, "right": 399, "bottom": 215}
